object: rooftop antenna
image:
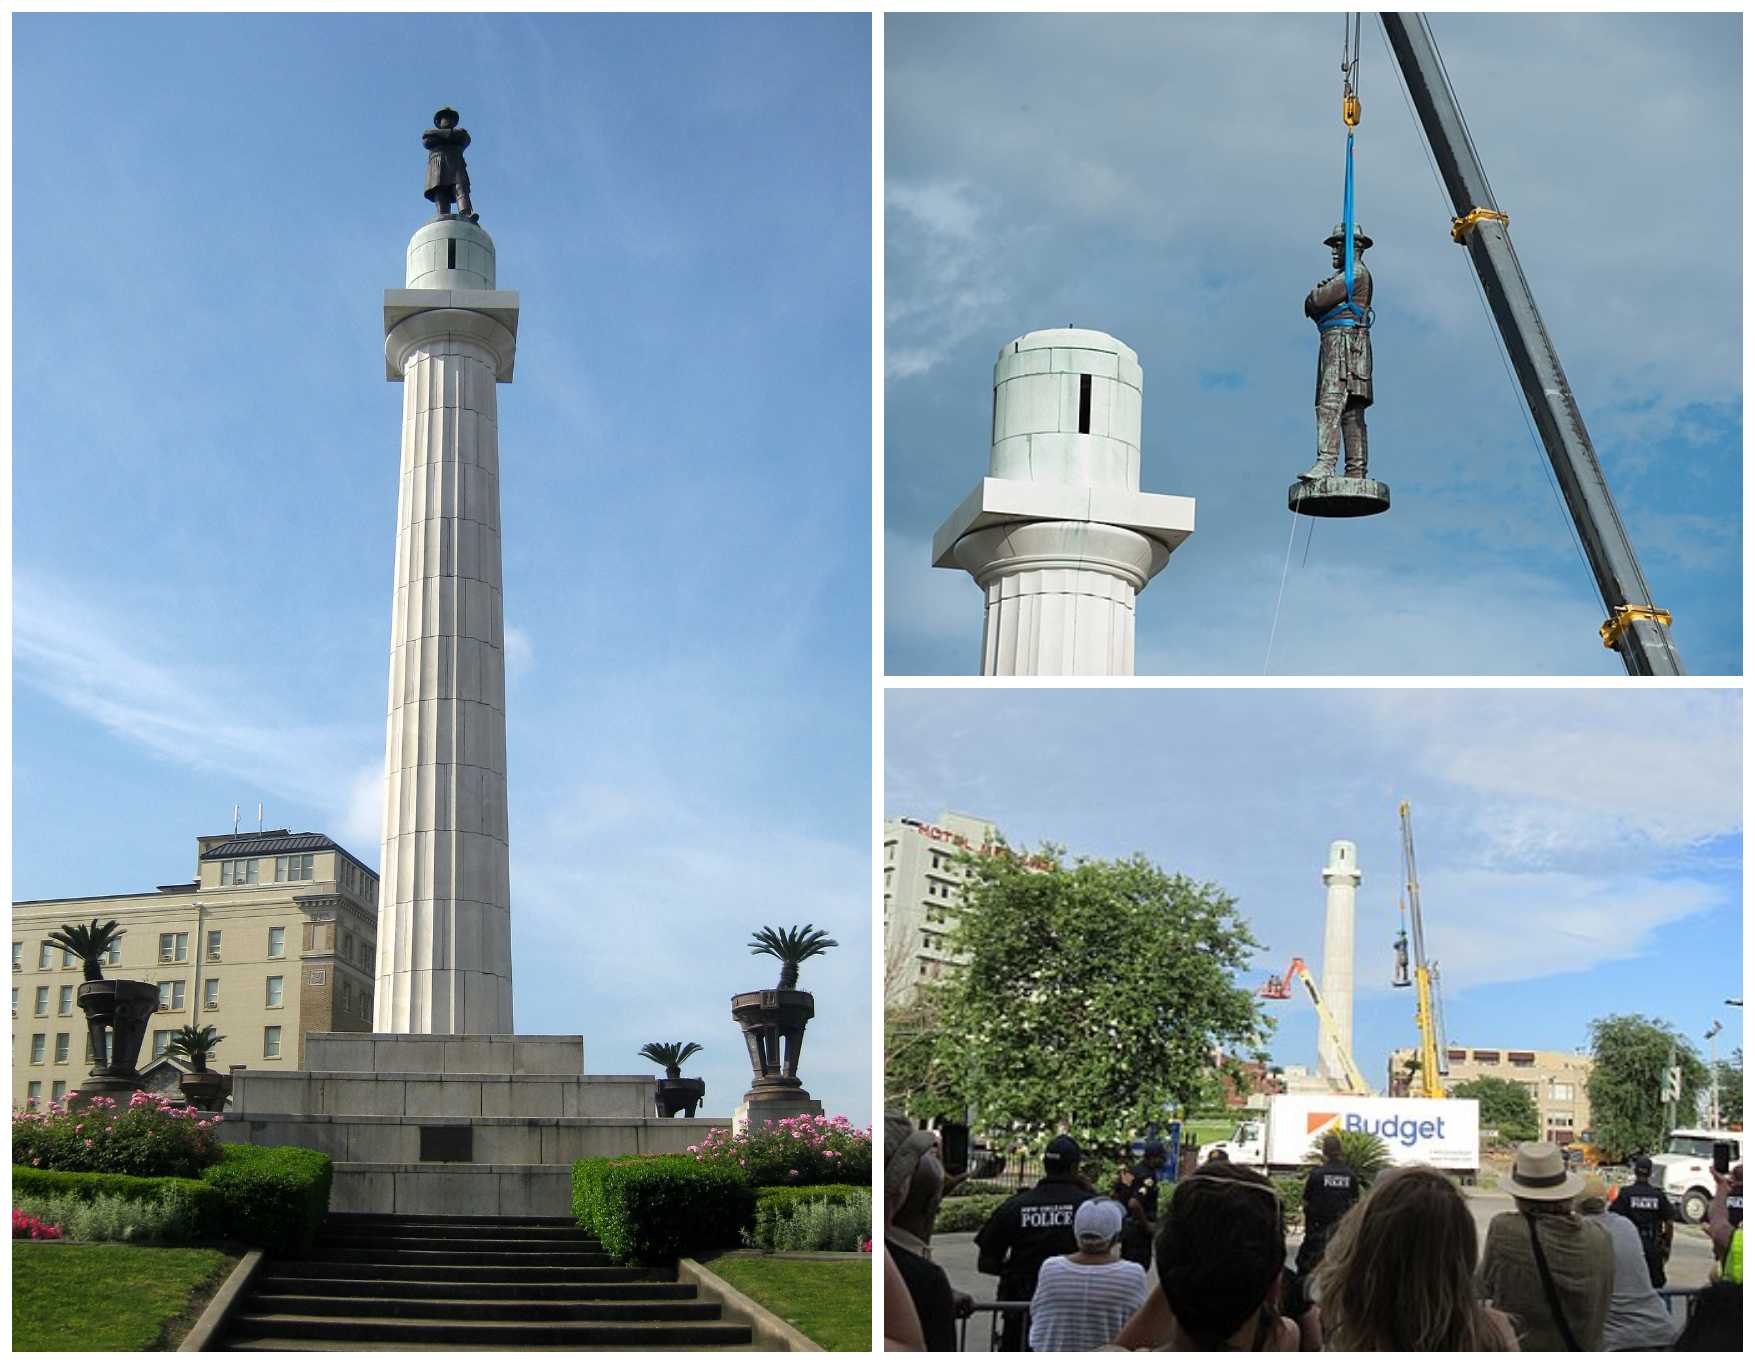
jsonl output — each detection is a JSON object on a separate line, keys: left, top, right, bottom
{"left": 258, "top": 803, "right": 264, "bottom": 832}
{"left": 233, "top": 804, "right": 240, "bottom": 834}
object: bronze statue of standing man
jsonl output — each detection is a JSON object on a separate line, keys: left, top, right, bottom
{"left": 423, "top": 107, "right": 476, "bottom": 221}
{"left": 1301, "top": 223, "right": 1373, "bottom": 481}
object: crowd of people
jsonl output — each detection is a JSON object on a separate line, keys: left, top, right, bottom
{"left": 884, "top": 1115, "right": 1743, "bottom": 1352}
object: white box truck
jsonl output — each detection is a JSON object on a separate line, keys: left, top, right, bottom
{"left": 1650, "top": 1128, "right": 1742, "bottom": 1224}
{"left": 1198, "top": 1094, "right": 1480, "bottom": 1174}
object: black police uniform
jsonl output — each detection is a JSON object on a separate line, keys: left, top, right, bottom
{"left": 1295, "top": 1157, "right": 1360, "bottom": 1276}
{"left": 1611, "top": 1177, "right": 1677, "bottom": 1288}
{"left": 975, "top": 1176, "right": 1094, "bottom": 1350}
{"left": 1111, "top": 1160, "right": 1165, "bottom": 1268}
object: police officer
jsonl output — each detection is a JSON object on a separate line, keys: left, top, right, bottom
{"left": 1295, "top": 1132, "right": 1360, "bottom": 1278}
{"left": 1111, "top": 1139, "right": 1169, "bottom": 1269}
{"left": 1610, "top": 1155, "right": 1677, "bottom": 1288}
{"left": 975, "top": 1135, "right": 1095, "bottom": 1350}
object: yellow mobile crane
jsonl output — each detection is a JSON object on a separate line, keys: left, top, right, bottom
{"left": 1392, "top": 800, "right": 1448, "bottom": 1098}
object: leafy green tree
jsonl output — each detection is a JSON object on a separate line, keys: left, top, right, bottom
{"left": 748, "top": 924, "right": 838, "bottom": 990}
{"left": 1448, "top": 1076, "right": 1540, "bottom": 1143}
{"left": 1586, "top": 1014, "right": 1709, "bottom": 1158}
{"left": 1713, "top": 1049, "right": 1742, "bottom": 1126}
{"left": 932, "top": 844, "right": 1268, "bottom": 1150}
{"left": 638, "top": 1042, "right": 703, "bottom": 1078}
{"left": 886, "top": 986, "right": 969, "bottom": 1121}
{"left": 44, "top": 919, "right": 123, "bottom": 982}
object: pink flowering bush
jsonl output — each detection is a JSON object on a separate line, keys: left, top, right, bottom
{"left": 688, "top": 1114, "right": 872, "bottom": 1187}
{"left": 12, "top": 1209, "right": 62, "bottom": 1239}
{"left": 12, "top": 1092, "right": 222, "bottom": 1179}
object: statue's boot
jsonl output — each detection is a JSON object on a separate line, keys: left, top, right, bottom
{"left": 1299, "top": 459, "right": 1337, "bottom": 482}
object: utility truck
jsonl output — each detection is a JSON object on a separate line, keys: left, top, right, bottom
{"left": 1198, "top": 1094, "right": 1480, "bottom": 1175}
{"left": 1651, "top": 1127, "right": 1742, "bottom": 1224}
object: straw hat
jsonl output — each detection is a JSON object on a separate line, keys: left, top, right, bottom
{"left": 1506, "top": 1142, "right": 1584, "bottom": 1202}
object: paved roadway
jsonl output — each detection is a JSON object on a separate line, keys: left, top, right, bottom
{"left": 927, "top": 1189, "right": 1716, "bottom": 1351}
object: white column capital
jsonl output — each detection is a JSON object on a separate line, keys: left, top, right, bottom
{"left": 384, "top": 295, "right": 519, "bottom": 381}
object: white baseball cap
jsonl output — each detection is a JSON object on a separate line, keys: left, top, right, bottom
{"left": 1075, "top": 1197, "right": 1126, "bottom": 1246}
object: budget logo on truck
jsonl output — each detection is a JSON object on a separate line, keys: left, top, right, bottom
{"left": 1342, "top": 1112, "right": 1447, "bottom": 1147}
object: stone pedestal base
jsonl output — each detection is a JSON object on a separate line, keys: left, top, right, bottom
{"left": 1288, "top": 476, "right": 1390, "bottom": 518}
{"left": 735, "top": 1092, "right": 824, "bottom": 1133}
{"left": 221, "top": 1033, "right": 728, "bottom": 1216}
{"left": 66, "top": 1073, "right": 149, "bottom": 1111}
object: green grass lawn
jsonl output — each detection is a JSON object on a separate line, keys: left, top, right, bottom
{"left": 704, "top": 1252, "right": 872, "bottom": 1351}
{"left": 13, "top": 1243, "right": 240, "bottom": 1351}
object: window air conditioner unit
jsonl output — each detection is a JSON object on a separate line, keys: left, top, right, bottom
{"left": 204, "top": 1002, "right": 219, "bottom": 1011}
{"left": 157, "top": 1003, "right": 173, "bottom": 1012}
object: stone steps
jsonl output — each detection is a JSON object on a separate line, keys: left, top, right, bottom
{"left": 219, "top": 1213, "right": 754, "bottom": 1351}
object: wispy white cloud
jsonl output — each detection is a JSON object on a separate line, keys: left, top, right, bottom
{"left": 14, "top": 572, "right": 378, "bottom": 839}
{"left": 885, "top": 179, "right": 1013, "bottom": 380}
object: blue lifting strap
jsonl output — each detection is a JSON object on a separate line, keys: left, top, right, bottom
{"left": 1319, "top": 133, "right": 1367, "bottom": 332}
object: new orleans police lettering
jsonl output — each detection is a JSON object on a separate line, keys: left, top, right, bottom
{"left": 1019, "top": 1205, "right": 1077, "bottom": 1230}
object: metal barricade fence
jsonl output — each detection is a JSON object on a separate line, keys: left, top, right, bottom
{"left": 956, "top": 1302, "right": 1029, "bottom": 1352}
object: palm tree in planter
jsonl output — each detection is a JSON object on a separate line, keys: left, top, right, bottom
{"left": 638, "top": 1041, "right": 703, "bottom": 1080}
{"left": 47, "top": 919, "right": 160, "bottom": 1107}
{"left": 747, "top": 924, "right": 839, "bottom": 990}
{"left": 46, "top": 918, "right": 123, "bottom": 981}
{"left": 734, "top": 924, "right": 840, "bottom": 1103}
{"left": 166, "top": 1023, "right": 232, "bottom": 1111}
{"left": 640, "top": 1042, "right": 707, "bottom": 1118}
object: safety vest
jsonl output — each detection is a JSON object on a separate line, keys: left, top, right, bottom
{"left": 1726, "top": 1227, "right": 1743, "bottom": 1284}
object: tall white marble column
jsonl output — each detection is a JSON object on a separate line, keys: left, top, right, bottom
{"left": 375, "top": 215, "right": 520, "bottom": 1034}
{"left": 932, "top": 329, "right": 1195, "bottom": 676}
{"left": 1318, "top": 839, "right": 1360, "bottom": 1090}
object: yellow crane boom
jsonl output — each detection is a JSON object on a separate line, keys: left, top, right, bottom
{"left": 1396, "top": 800, "right": 1447, "bottom": 1099}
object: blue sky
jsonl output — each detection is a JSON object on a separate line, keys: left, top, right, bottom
{"left": 886, "top": 688, "right": 1742, "bottom": 1086}
{"left": 13, "top": 14, "right": 872, "bottom": 1126}
{"left": 886, "top": 13, "right": 1741, "bottom": 676}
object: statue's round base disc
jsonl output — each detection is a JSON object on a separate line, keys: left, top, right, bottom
{"left": 1288, "top": 476, "right": 1391, "bottom": 518}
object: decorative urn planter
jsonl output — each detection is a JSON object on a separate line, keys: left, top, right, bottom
{"left": 67, "top": 979, "right": 161, "bottom": 1109}
{"left": 653, "top": 1075, "right": 706, "bottom": 1118}
{"left": 177, "top": 1065, "right": 233, "bottom": 1113}
{"left": 730, "top": 989, "right": 824, "bottom": 1130}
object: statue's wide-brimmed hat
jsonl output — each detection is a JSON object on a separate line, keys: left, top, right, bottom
{"left": 1325, "top": 222, "right": 1373, "bottom": 250}
{"left": 433, "top": 107, "right": 461, "bottom": 127}
{"left": 1506, "top": 1141, "right": 1585, "bottom": 1203}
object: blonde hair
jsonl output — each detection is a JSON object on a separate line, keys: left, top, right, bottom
{"left": 1315, "top": 1165, "right": 1513, "bottom": 1352}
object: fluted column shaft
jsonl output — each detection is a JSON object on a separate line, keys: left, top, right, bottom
{"left": 376, "top": 308, "right": 515, "bottom": 1034}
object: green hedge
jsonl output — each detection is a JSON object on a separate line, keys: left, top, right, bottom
{"left": 573, "top": 1156, "right": 754, "bottom": 1266}
{"left": 198, "top": 1144, "right": 332, "bottom": 1255}
{"left": 755, "top": 1184, "right": 866, "bottom": 1217}
{"left": 11, "top": 1167, "right": 228, "bottom": 1237}
{"left": 933, "top": 1193, "right": 1008, "bottom": 1234}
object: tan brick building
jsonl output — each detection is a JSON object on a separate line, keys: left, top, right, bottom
{"left": 12, "top": 829, "right": 379, "bottom": 1109}
{"left": 1388, "top": 1044, "right": 1593, "bottom": 1144}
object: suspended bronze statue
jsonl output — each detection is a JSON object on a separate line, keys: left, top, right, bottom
{"left": 1301, "top": 222, "right": 1373, "bottom": 481}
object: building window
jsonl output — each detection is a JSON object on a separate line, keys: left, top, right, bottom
{"left": 266, "top": 976, "right": 284, "bottom": 1008}
{"left": 205, "top": 979, "right": 220, "bottom": 1010}
{"left": 38, "top": 943, "right": 53, "bottom": 969}
{"left": 35, "top": 987, "right": 49, "bottom": 1016}
{"left": 60, "top": 948, "right": 76, "bottom": 969}
{"left": 11, "top": 987, "right": 17, "bottom": 1017}
{"left": 51, "top": 1080, "right": 67, "bottom": 1103}
{"left": 152, "top": 1029, "right": 171, "bottom": 1060}
{"left": 275, "top": 854, "right": 315, "bottom": 883}
{"left": 106, "top": 940, "right": 122, "bottom": 966}
{"left": 57, "top": 985, "right": 73, "bottom": 1015}
{"left": 11, "top": 942, "right": 21, "bottom": 971}
{"left": 268, "top": 927, "right": 286, "bottom": 958}
{"left": 207, "top": 931, "right": 222, "bottom": 961}
{"left": 1473, "top": 1051, "right": 1500, "bottom": 1065}
{"left": 263, "top": 1026, "right": 281, "bottom": 1058}
{"left": 362, "top": 991, "right": 372, "bottom": 1021}
{"left": 341, "top": 980, "right": 352, "bottom": 1015}
{"left": 221, "top": 859, "right": 259, "bottom": 886}
{"left": 158, "top": 981, "right": 185, "bottom": 1011}
{"left": 30, "top": 1034, "right": 46, "bottom": 1063}
{"left": 1550, "top": 1082, "right": 1575, "bottom": 1101}
{"left": 159, "top": 932, "right": 189, "bottom": 963}
{"left": 27, "top": 1080, "right": 41, "bottom": 1105}
{"left": 54, "top": 1032, "right": 70, "bottom": 1064}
